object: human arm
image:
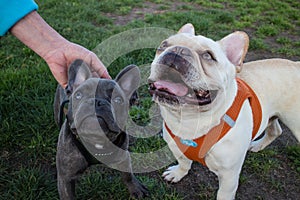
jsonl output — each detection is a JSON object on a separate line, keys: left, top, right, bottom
{"left": 10, "top": 11, "right": 111, "bottom": 87}
{"left": 1, "top": 0, "right": 110, "bottom": 87}
{"left": 0, "top": 0, "right": 38, "bottom": 36}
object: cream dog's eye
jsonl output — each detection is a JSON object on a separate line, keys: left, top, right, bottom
{"left": 202, "top": 52, "right": 214, "bottom": 61}
{"left": 161, "top": 41, "right": 168, "bottom": 48}
{"left": 157, "top": 41, "right": 168, "bottom": 52}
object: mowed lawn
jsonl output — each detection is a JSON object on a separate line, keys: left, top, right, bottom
{"left": 0, "top": 0, "right": 299, "bottom": 199}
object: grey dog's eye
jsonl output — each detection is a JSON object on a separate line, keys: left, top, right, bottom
{"left": 75, "top": 92, "right": 82, "bottom": 100}
{"left": 113, "top": 96, "right": 123, "bottom": 104}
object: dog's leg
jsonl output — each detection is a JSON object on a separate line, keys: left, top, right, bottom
{"left": 121, "top": 172, "right": 149, "bottom": 199}
{"left": 56, "top": 123, "right": 89, "bottom": 200}
{"left": 280, "top": 116, "right": 300, "bottom": 142}
{"left": 116, "top": 151, "right": 149, "bottom": 199}
{"left": 162, "top": 132, "right": 193, "bottom": 183}
{"left": 249, "top": 117, "right": 282, "bottom": 152}
{"left": 207, "top": 148, "right": 248, "bottom": 200}
{"left": 215, "top": 170, "right": 240, "bottom": 200}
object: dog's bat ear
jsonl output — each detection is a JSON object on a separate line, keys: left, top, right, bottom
{"left": 219, "top": 31, "right": 249, "bottom": 73}
{"left": 115, "top": 65, "right": 140, "bottom": 99}
{"left": 66, "top": 59, "right": 92, "bottom": 94}
{"left": 178, "top": 23, "right": 195, "bottom": 35}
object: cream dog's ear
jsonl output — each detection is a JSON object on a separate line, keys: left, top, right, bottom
{"left": 219, "top": 31, "right": 249, "bottom": 73}
{"left": 178, "top": 23, "right": 195, "bottom": 35}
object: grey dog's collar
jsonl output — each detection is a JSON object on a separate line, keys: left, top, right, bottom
{"left": 65, "top": 119, "right": 100, "bottom": 165}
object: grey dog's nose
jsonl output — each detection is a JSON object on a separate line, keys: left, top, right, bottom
{"left": 95, "top": 98, "right": 107, "bottom": 108}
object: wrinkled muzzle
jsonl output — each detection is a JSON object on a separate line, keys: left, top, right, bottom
{"left": 149, "top": 46, "right": 218, "bottom": 106}
{"left": 72, "top": 97, "right": 124, "bottom": 141}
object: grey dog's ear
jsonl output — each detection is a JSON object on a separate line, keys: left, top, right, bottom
{"left": 115, "top": 65, "right": 140, "bottom": 99}
{"left": 66, "top": 59, "right": 92, "bottom": 94}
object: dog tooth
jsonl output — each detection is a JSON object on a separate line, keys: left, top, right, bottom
{"left": 197, "top": 90, "right": 205, "bottom": 96}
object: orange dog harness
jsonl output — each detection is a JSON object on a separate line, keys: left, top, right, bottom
{"left": 165, "top": 78, "right": 262, "bottom": 166}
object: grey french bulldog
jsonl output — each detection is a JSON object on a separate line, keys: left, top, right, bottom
{"left": 53, "top": 59, "right": 148, "bottom": 199}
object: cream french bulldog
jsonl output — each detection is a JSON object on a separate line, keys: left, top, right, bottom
{"left": 148, "top": 23, "right": 300, "bottom": 199}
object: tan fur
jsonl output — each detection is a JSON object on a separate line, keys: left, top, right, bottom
{"left": 149, "top": 24, "right": 300, "bottom": 200}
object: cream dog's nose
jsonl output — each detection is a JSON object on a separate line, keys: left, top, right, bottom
{"left": 169, "top": 46, "right": 192, "bottom": 57}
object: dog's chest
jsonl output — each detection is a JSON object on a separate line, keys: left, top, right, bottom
{"left": 164, "top": 78, "right": 262, "bottom": 166}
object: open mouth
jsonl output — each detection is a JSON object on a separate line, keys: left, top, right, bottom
{"left": 148, "top": 80, "right": 218, "bottom": 106}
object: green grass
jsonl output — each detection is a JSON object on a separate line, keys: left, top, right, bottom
{"left": 0, "top": 0, "right": 299, "bottom": 199}
{"left": 286, "top": 145, "right": 300, "bottom": 172}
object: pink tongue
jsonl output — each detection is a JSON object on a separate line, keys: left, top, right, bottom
{"left": 154, "top": 80, "right": 188, "bottom": 97}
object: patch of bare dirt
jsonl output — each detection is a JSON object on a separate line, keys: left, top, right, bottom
{"left": 103, "top": 2, "right": 157, "bottom": 25}
{"left": 103, "top": 1, "right": 198, "bottom": 26}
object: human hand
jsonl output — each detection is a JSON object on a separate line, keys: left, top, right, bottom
{"left": 10, "top": 11, "right": 111, "bottom": 88}
{"left": 43, "top": 41, "right": 111, "bottom": 88}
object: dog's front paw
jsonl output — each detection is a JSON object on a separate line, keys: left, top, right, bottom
{"left": 127, "top": 177, "right": 149, "bottom": 199}
{"left": 162, "top": 165, "right": 189, "bottom": 183}
{"left": 249, "top": 141, "right": 262, "bottom": 152}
